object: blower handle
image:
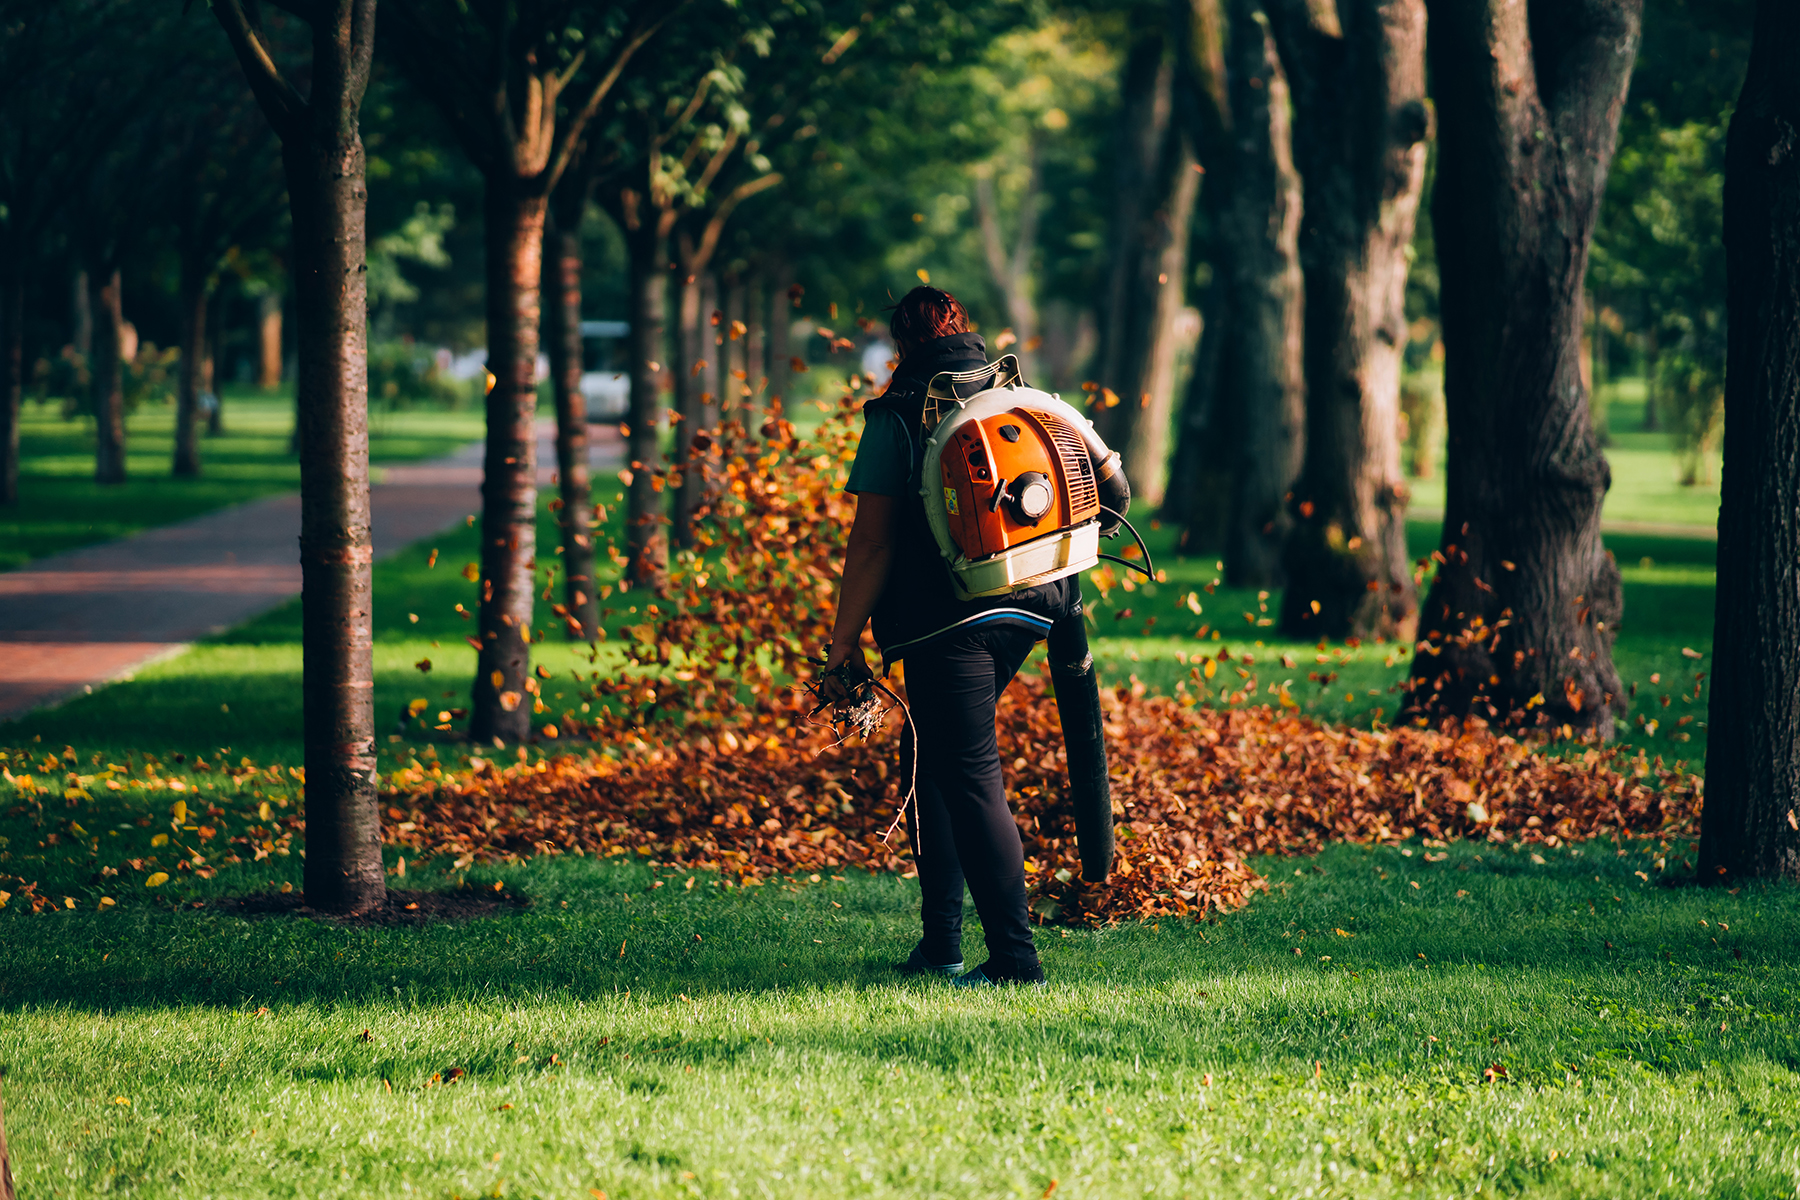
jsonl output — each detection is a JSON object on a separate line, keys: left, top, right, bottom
{"left": 1047, "top": 614, "right": 1113, "bottom": 883}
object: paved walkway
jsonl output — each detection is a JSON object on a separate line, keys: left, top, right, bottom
{"left": 0, "top": 423, "right": 622, "bottom": 722}
{"left": 1409, "top": 508, "right": 1716, "bottom": 541}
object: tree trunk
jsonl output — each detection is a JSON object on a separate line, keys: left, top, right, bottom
{"left": 624, "top": 221, "right": 669, "bottom": 589}
{"left": 1220, "top": 4, "right": 1306, "bottom": 586}
{"left": 470, "top": 181, "right": 547, "bottom": 745}
{"left": 744, "top": 270, "right": 766, "bottom": 403}
{"left": 91, "top": 269, "right": 127, "bottom": 486}
{"left": 1405, "top": 0, "right": 1640, "bottom": 735}
{"left": 174, "top": 262, "right": 208, "bottom": 478}
{"left": 258, "top": 289, "right": 283, "bottom": 390}
{"left": 72, "top": 267, "right": 93, "bottom": 360}
{"left": 1699, "top": 0, "right": 1800, "bottom": 884}
{"left": 283, "top": 83, "right": 381, "bottom": 916}
{"left": 0, "top": 259, "right": 21, "bottom": 505}
{"left": 768, "top": 258, "right": 793, "bottom": 406}
{"left": 1095, "top": 29, "right": 1200, "bottom": 507}
{"left": 723, "top": 271, "right": 745, "bottom": 411}
{"left": 543, "top": 204, "right": 600, "bottom": 641}
{"left": 974, "top": 149, "right": 1043, "bottom": 382}
{"left": 1275, "top": 0, "right": 1429, "bottom": 636}
{"left": 672, "top": 261, "right": 706, "bottom": 549}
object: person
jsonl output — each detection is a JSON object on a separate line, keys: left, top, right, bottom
{"left": 820, "top": 286, "right": 1078, "bottom": 987}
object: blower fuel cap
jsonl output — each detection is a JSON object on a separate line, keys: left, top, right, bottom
{"left": 1010, "top": 471, "right": 1054, "bottom": 524}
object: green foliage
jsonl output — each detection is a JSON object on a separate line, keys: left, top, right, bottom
{"left": 366, "top": 340, "right": 473, "bottom": 410}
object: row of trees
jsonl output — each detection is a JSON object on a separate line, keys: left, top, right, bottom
{"left": 3, "top": 0, "right": 1791, "bottom": 900}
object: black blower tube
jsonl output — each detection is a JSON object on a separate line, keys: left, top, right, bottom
{"left": 1047, "top": 613, "right": 1113, "bottom": 882}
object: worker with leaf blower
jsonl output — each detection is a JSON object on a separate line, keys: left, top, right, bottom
{"left": 818, "top": 286, "right": 1145, "bottom": 987}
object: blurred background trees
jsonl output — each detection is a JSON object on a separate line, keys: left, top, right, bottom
{"left": 0, "top": 0, "right": 1752, "bottom": 746}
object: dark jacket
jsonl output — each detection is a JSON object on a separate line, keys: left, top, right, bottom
{"left": 861, "top": 332, "right": 1079, "bottom": 662}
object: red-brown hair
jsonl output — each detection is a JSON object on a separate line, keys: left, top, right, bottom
{"left": 887, "top": 286, "right": 970, "bottom": 355}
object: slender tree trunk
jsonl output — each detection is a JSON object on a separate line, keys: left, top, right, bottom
{"left": 672, "top": 261, "right": 705, "bottom": 549}
{"left": 624, "top": 222, "right": 669, "bottom": 588}
{"left": 91, "top": 269, "right": 127, "bottom": 486}
{"left": 768, "top": 258, "right": 793, "bottom": 406}
{"left": 470, "top": 181, "right": 547, "bottom": 745}
{"left": 1274, "top": 0, "right": 1429, "bottom": 636}
{"left": 543, "top": 203, "right": 599, "bottom": 640}
{"left": 744, "top": 270, "right": 765, "bottom": 404}
{"left": 72, "top": 267, "right": 93, "bottom": 360}
{"left": 1220, "top": 4, "right": 1306, "bottom": 586}
{"left": 1096, "top": 30, "right": 1200, "bottom": 506}
{"left": 0, "top": 259, "right": 21, "bottom": 505}
{"left": 1405, "top": 0, "right": 1640, "bottom": 735}
{"left": 258, "top": 289, "right": 283, "bottom": 390}
{"left": 1700, "top": 0, "right": 1800, "bottom": 883}
{"left": 213, "top": 0, "right": 383, "bottom": 914}
{"left": 284, "top": 86, "right": 381, "bottom": 915}
{"left": 974, "top": 149, "right": 1043, "bottom": 381}
{"left": 723, "top": 271, "right": 745, "bottom": 409}
{"left": 174, "top": 264, "right": 209, "bottom": 478}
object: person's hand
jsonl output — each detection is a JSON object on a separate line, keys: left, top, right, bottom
{"left": 819, "top": 643, "right": 873, "bottom": 705}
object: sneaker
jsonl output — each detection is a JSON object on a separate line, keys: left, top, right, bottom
{"left": 895, "top": 944, "right": 964, "bottom": 977}
{"left": 953, "top": 962, "right": 1045, "bottom": 988}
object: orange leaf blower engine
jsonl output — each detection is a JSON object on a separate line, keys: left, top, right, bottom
{"left": 919, "top": 355, "right": 1138, "bottom": 601}
{"left": 916, "top": 355, "right": 1145, "bottom": 884}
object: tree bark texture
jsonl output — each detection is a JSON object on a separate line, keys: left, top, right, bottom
{"left": 1096, "top": 29, "right": 1200, "bottom": 506}
{"left": 624, "top": 221, "right": 670, "bottom": 588}
{"left": 544, "top": 201, "right": 600, "bottom": 640}
{"left": 1700, "top": 0, "right": 1800, "bottom": 884}
{"left": 174, "top": 265, "right": 210, "bottom": 477}
{"left": 1405, "top": 0, "right": 1640, "bottom": 735}
{"left": 1274, "top": 0, "right": 1429, "bottom": 637}
{"left": 213, "top": 0, "right": 383, "bottom": 914}
{"left": 90, "top": 269, "right": 127, "bottom": 486}
{"left": 0, "top": 263, "right": 21, "bottom": 505}
{"left": 1218, "top": 4, "right": 1306, "bottom": 586}
{"left": 472, "top": 182, "right": 547, "bottom": 744}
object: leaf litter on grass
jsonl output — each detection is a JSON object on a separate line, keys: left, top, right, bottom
{"left": 2, "top": 385, "right": 1704, "bottom": 922}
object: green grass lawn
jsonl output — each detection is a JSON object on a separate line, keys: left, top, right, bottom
{"left": 1408, "top": 384, "right": 1723, "bottom": 531}
{"left": 0, "top": 389, "right": 487, "bottom": 571}
{"left": 2, "top": 841, "right": 1795, "bottom": 1198}
{"left": 0, "top": 375, "right": 1747, "bottom": 1198}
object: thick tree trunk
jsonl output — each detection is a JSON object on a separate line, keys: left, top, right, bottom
{"left": 1166, "top": 271, "right": 1232, "bottom": 550}
{"left": 1220, "top": 6, "right": 1306, "bottom": 586}
{"left": 1275, "top": 0, "right": 1428, "bottom": 636}
{"left": 0, "top": 260, "right": 21, "bottom": 505}
{"left": 91, "top": 269, "right": 127, "bottom": 486}
{"left": 1405, "top": 0, "right": 1640, "bottom": 735}
{"left": 1096, "top": 30, "right": 1200, "bottom": 507}
{"left": 624, "top": 223, "right": 669, "bottom": 589}
{"left": 258, "top": 289, "right": 283, "bottom": 390}
{"left": 284, "top": 106, "right": 381, "bottom": 915}
{"left": 174, "top": 265, "right": 209, "bottom": 477}
{"left": 1700, "top": 0, "right": 1800, "bottom": 884}
{"left": 543, "top": 207, "right": 599, "bottom": 640}
{"left": 470, "top": 181, "right": 547, "bottom": 745}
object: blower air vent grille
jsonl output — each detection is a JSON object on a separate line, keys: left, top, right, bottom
{"left": 1032, "top": 409, "right": 1100, "bottom": 519}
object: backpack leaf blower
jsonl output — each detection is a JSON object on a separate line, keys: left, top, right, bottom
{"left": 916, "top": 355, "right": 1150, "bottom": 882}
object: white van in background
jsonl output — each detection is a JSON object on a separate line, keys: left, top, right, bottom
{"left": 579, "top": 320, "right": 631, "bottom": 422}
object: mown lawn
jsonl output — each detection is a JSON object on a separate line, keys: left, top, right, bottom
{"left": 0, "top": 389, "right": 487, "bottom": 572}
{"left": 0, "top": 374, "right": 1750, "bottom": 1198}
{"left": 1, "top": 841, "right": 1795, "bottom": 1198}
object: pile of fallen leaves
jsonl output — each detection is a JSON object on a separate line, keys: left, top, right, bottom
{"left": 379, "top": 672, "right": 1702, "bottom": 925}
{"left": 374, "top": 381, "right": 1703, "bottom": 924}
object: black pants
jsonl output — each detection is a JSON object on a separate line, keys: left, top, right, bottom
{"left": 901, "top": 624, "right": 1043, "bottom": 981}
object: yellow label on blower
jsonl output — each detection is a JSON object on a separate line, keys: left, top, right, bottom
{"left": 943, "top": 485, "right": 960, "bottom": 516}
